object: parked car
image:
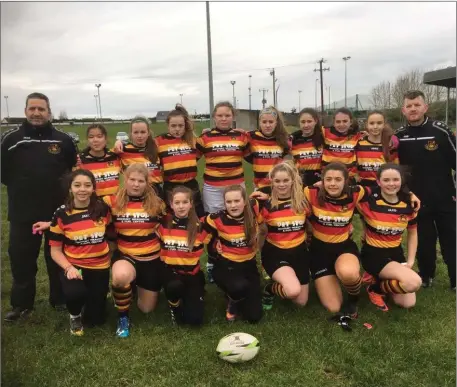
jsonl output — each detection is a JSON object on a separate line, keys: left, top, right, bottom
{"left": 68, "top": 132, "right": 80, "bottom": 144}
{"left": 116, "top": 131, "right": 129, "bottom": 142}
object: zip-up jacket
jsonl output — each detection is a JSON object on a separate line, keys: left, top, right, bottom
{"left": 1, "top": 120, "right": 78, "bottom": 222}
{"left": 395, "top": 116, "right": 456, "bottom": 208}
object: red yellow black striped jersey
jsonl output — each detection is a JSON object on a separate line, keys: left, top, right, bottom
{"left": 201, "top": 199, "right": 262, "bottom": 262}
{"left": 321, "top": 127, "right": 363, "bottom": 177}
{"left": 355, "top": 137, "right": 399, "bottom": 185}
{"left": 48, "top": 204, "right": 111, "bottom": 269}
{"left": 245, "top": 130, "right": 289, "bottom": 189}
{"left": 356, "top": 187, "right": 417, "bottom": 248}
{"left": 155, "top": 134, "right": 198, "bottom": 183}
{"left": 304, "top": 185, "right": 368, "bottom": 243}
{"left": 156, "top": 214, "right": 204, "bottom": 275}
{"left": 78, "top": 150, "right": 121, "bottom": 197}
{"left": 103, "top": 195, "right": 166, "bottom": 261}
{"left": 118, "top": 142, "right": 163, "bottom": 184}
{"left": 196, "top": 128, "right": 249, "bottom": 186}
{"left": 259, "top": 197, "right": 310, "bottom": 249}
{"left": 290, "top": 130, "right": 323, "bottom": 175}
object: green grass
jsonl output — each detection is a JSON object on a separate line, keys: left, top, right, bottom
{"left": 1, "top": 123, "right": 456, "bottom": 387}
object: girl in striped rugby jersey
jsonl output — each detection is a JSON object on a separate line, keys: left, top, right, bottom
{"left": 156, "top": 105, "right": 204, "bottom": 218}
{"left": 157, "top": 186, "right": 206, "bottom": 326}
{"left": 33, "top": 169, "right": 111, "bottom": 336}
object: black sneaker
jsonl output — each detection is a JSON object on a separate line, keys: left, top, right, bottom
{"left": 70, "top": 314, "right": 84, "bottom": 336}
{"left": 342, "top": 300, "right": 358, "bottom": 320}
{"left": 4, "top": 307, "right": 32, "bottom": 322}
{"left": 421, "top": 278, "right": 433, "bottom": 288}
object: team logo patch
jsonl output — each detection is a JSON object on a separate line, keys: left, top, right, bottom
{"left": 48, "top": 144, "right": 61, "bottom": 154}
{"left": 398, "top": 215, "right": 408, "bottom": 223}
{"left": 95, "top": 218, "right": 105, "bottom": 226}
{"left": 424, "top": 140, "right": 438, "bottom": 151}
{"left": 341, "top": 205, "right": 349, "bottom": 212}
{"left": 107, "top": 161, "right": 114, "bottom": 166}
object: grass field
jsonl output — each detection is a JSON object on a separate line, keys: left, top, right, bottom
{"left": 1, "top": 122, "right": 456, "bottom": 387}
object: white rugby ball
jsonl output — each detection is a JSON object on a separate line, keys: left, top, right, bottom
{"left": 216, "top": 332, "right": 260, "bottom": 363}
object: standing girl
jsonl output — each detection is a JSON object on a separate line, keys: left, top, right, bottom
{"left": 113, "top": 116, "right": 163, "bottom": 197}
{"left": 259, "top": 162, "right": 311, "bottom": 310}
{"left": 196, "top": 101, "right": 249, "bottom": 281}
{"left": 244, "top": 106, "right": 290, "bottom": 192}
{"left": 202, "top": 185, "right": 263, "bottom": 323}
{"left": 290, "top": 108, "right": 324, "bottom": 186}
{"left": 34, "top": 170, "right": 111, "bottom": 336}
{"left": 77, "top": 124, "right": 121, "bottom": 197}
{"left": 355, "top": 110, "right": 399, "bottom": 187}
{"left": 155, "top": 105, "right": 204, "bottom": 217}
{"left": 157, "top": 186, "right": 206, "bottom": 326}
{"left": 357, "top": 163, "right": 422, "bottom": 311}
{"left": 103, "top": 163, "right": 166, "bottom": 338}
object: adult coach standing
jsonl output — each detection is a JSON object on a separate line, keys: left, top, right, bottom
{"left": 396, "top": 90, "right": 456, "bottom": 290}
{"left": 1, "top": 92, "right": 78, "bottom": 321}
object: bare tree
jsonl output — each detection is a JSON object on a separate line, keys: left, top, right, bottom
{"left": 58, "top": 110, "right": 68, "bottom": 120}
{"left": 370, "top": 81, "right": 392, "bottom": 109}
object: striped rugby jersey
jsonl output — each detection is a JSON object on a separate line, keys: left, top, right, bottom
{"left": 304, "top": 185, "right": 368, "bottom": 243}
{"left": 118, "top": 142, "right": 163, "bottom": 184}
{"left": 155, "top": 134, "right": 198, "bottom": 183}
{"left": 245, "top": 130, "right": 289, "bottom": 189}
{"left": 259, "top": 197, "right": 310, "bottom": 249}
{"left": 48, "top": 204, "right": 111, "bottom": 269}
{"left": 103, "top": 195, "right": 166, "bottom": 261}
{"left": 321, "top": 127, "right": 363, "bottom": 178}
{"left": 201, "top": 199, "right": 262, "bottom": 262}
{"left": 356, "top": 187, "right": 417, "bottom": 248}
{"left": 196, "top": 128, "right": 249, "bottom": 186}
{"left": 290, "top": 130, "right": 323, "bottom": 175}
{"left": 157, "top": 214, "right": 204, "bottom": 275}
{"left": 355, "top": 137, "right": 399, "bottom": 185}
{"left": 78, "top": 150, "right": 121, "bottom": 197}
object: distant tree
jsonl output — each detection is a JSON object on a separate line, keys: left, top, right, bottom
{"left": 58, "top": 110, "right": 68, "bottom": 120}
{"left": 291, "top": 107, "right": 297, "bottom": 114}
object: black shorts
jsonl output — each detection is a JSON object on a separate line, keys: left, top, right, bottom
{"left": 112, "top": 251, "right": 163, "bottom": 292}
{"left": 361, "top": 244, "right": 405, "bottom": 277}
{"left": 309, "top": 237, "right": 360, "bottom": 280}
{"left": 261, "top": 240, "right": 310, "bottom": 285}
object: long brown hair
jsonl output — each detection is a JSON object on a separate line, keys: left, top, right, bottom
{"left": 130, "top": 115, "right": 158, "bottom": 162}
{"left": 115, "top": 163, "right": 163, "bottom": 216}
{"left": 334, "top": 107, "right": 359, "bottom": 135}
{"left": 296, "top": 107, "right": 324, "bottom": 148}
{"left": 83, "top": 124, "right": 108, "bottom": 154}
{"left": 268, "top": 161, "right": 308, "bottom": 214}
{"left": 64, "top": 169, "right": 106, "bottom": 221}
{"left": 377, "top": 163, "right": 411, "bottom": 204}
{"left": 259, "top": 106, "right": 289, "bottom": 151}
{"left": 166, "top": 104, "right": 195, "bottom": 148}
{"left": 167, "top": 186, "right": 200, "bottom": 250}
{"left": 366, "top": 110, "right": 394, "bottom": 161}
{"left": 318, "top": 162, "right": 351, "bottom": 206}
{"left": 223, "top": 185, "right": 257, "bottom": 248}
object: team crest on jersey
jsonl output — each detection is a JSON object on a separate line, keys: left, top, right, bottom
{"left": 398, "top": 215, "right": 408, "bottom": 223}
{"left": 341, "top": 205, "right": 348, "bottom": 212}
{"left": 95, "top": 218, "right": 105, "bottom": 226}
{"left": 48, "top": 144, "right": 61, "bottom": 154}
{"left": 424, "top": 140, "right": 438, "bottom": 151}
{"left": 107, "top": 161, "right": 114, "bottom": 166}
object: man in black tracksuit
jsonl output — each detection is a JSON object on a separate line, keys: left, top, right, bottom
{"left": 1, "top": 92, "right": 78, "bottom": 321}
{"left": 396, "top": 90, "right": 456, "bottom": 289}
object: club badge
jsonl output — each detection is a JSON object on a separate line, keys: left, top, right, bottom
{"left": 48, "top": 143, "right": 61, "bottom": 154}
{"left": 424, "top": 140, "right": 438, "bottom": 151}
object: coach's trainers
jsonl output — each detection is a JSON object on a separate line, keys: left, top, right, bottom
{"left": 4, "top": 307, "right": 32, "bottom": 322}
{"left": 70, "top": 314, "right": 84, "bottom": 336}
{"left": 367, "top": 285, "right": 389, "bottom": 312}
{"left": 206, "top": 263, "right": 215, "bottom": 284}
{"left": 116, "top": 316, "right": 130, "bottom": 338}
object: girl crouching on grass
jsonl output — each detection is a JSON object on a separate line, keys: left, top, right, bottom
{"left": 33, "top": 169, "right": 111, "bottom": 336}
{"left": 202, "top": 185, "right": 263, "bottom": 323}
{"left": 157, "top": 186, "right": 206, "bottom": 326}
{"left": 357, "top": 163, "right": 421, "bottom": 311}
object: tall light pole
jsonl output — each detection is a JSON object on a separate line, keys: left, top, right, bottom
{"left": 343, "top": 56, "right": 351, "bottom": 107}
{"left": 94, "top": 95, "right": 99, "bottom": 119}
{"left": 95, "top": 84, "right": 102, "bottom": 122}
{"left": 326, "top": 85, "right": 331, "bottom": 111}
{"left": 4, "top": 95, "right": 9, "bottom": 119}
{"left": 230, "top": 81, "right": 236, "bottom": 108}
{"left": 179, "top": 93, "right": 184, "bottom": 104}
{"left": 298, "top": 90, "right": 302, "bottom": 111}
{"left": 248, "top": 75, "right": 252, "bottom": 111}
{"left": 315, "top": 78, "right": 319, "bottom": 110}
{"left": 206, "top": 2, "right": 214, "bottom": 125}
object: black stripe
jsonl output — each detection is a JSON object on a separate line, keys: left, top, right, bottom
{"left": 206, "top": 162, "right": 243, "bottom": 169}
{"left": 118, "top": 234, "right": 158, "bottom": 242}
{"left": 163, "top": 166, "right": 197, "bottom": 176}
{"left": 203, "top": 173, "right": 244, "bottom": 182}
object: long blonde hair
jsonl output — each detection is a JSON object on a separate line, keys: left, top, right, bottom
{"left": 268, "top": 161, "right": 308, "bottom": 214}
{"left": 115, "top": 163, "right": 163, "bottom": 216}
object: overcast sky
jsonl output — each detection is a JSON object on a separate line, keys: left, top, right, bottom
{"left": 1, "top": 1, "right": 456, "bottom": 119}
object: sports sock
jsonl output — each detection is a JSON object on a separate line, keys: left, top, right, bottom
{"left": 112, "top": 284, "right": 132, "bottom": 317}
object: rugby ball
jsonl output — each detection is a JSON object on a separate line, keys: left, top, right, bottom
{"left": 216, "top": 332, "right": 260, "bottom": 363}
